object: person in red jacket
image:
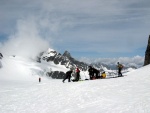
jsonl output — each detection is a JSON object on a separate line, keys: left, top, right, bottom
{"left": 72, "top": 67, "right": 80, "bottom": 82}
{"left": 75, "top": 67, "right": 80, "bottom": 81}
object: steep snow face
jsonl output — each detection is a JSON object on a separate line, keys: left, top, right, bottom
{"left": 0, "top": 58, "right": 150, "bottom": 113}
{"left": 126, "top": 64, "right": 150, "bottom": 81}
{"left": 0, "top": 53, "right": 89, "bottom": 82}
{"left": 0, "top": 54, "right": 68, "bottom": 82}
{"left": 0, "top": 56, "right": 35, "bottom": 81}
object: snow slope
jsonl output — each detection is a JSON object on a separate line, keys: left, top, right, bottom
{"left": 0, "top": 54, "right": 68, "bottom": 81}
{"left": 0, "top": 56, "right": 150, "bottom": 113}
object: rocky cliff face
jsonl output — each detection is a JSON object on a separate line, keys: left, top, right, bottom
{"left": 42, "top": 50, "right": 88, "bottom": 70}
{"left": 40, "top": 49, "right": 89, "bottom": 79}
{"left": 144, "top": 35, "right": 150, "bottom": 66}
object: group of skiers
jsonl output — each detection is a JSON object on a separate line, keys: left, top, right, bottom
{"left": 88, "top": 66, "right": 110, "bottom": 80}
{"left": 88, "top": 66, "right": 102, "bottom": 79}
{"left": 62, "top": 67, "right": 80, "bottom": 83}
{"left": 62, "top": 62, "right": 124, "bottom": 83}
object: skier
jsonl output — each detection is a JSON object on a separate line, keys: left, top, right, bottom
{"left": 39, "top": 77, "right": 41, "bottom": 83}
{"left": 0, "top": 53, "right": 3, "bottom": 68}
{"left": 117, "top": 62, "right": 123, "bottom": 77}
{"left": 62, "top": 69, "right": 73, "bottom": 83}
{"left": 0, "top": 53, "right": 3, "bottom": 59}
{"left": 88, "top": 66, "right": 100, "bottom": 80}
{"left": 88, "top": 66, "right": 94, "bottom": 80}
{"left": 100, "top": 71, "right": 106, "bottom": 79}
{"left": 73, "top": 67, "right": 80, "bottom": 82}
{"left": 93, "top": 68, "right": 100, "bottom": 79}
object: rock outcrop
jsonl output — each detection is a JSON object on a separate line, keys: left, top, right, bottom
{"left": 144, "top": 35, "right": 150, "bottom": 66}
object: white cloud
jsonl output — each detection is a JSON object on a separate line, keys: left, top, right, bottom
{"left": 80, "top": 55, "right": 144, "bottom": 67}
{"left": 1, "top": 16, "right": 50, "bottom": 59}
{"left": 0, "top": 0, "right": 150, "bottom": 58}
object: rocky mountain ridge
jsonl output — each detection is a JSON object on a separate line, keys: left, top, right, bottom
{"left": 38, "top": 49, "right": 89, "bottom": 79}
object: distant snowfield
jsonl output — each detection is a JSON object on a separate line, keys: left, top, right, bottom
{"left": 0, "top": 56, "right": 150, "bottom": 113}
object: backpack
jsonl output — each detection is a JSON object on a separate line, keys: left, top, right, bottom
{"left": 119, "top": 64, "right": 123, "bottom": 69}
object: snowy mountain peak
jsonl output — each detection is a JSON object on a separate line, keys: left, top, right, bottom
{"left": 46, "top": 48, "right": 56, "bottom": 53}
{"left": 41, "top": 49, "right": 88, "bottom": 70}
{"left": 63, "top": 51, "right": 71, "bottom": 58}
{"left": 41, "top": 48, "right": 58, "bottom": 59}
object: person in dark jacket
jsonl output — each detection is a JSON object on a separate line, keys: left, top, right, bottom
{"left": 88, "top": 66, "right": 94, "bottom": 80}
{"left": 39, "top": 77, "right": 41, "bottom": 83}
{"left": 93, "top": 68, "right": 100, "bottom": 79}
{"left": 0, "top": 53, "right": 3, "bottom": 68}
{"left": 62, "top": 69, "right": 73, "bottom": 83}
{"left": 117, "top": 62, "right": 123, "bottom": 77}
{"left": 88, "top": 66, "right": 100, "bottom": 79}
{"left": 0, "top": 53, "right": 3, "bottom": 59}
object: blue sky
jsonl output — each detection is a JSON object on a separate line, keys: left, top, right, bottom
{"left": 0, "top": 0, "right": 150, "bottom": 61}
